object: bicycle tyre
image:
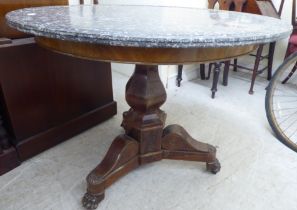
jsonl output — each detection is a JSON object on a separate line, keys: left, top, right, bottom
{"left": 266, "top": 52, "right": 297, "bottom": 153}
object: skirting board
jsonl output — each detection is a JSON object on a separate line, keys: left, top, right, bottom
{"left": 0, "top": 147, "right": 20, "bottom": 175}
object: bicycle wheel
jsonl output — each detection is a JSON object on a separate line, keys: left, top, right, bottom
{"left": 266, "top": 52, "right": 297, "bottom": 152}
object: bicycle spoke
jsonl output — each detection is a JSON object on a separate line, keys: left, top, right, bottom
{"left": 282, "top": 118, "right": 297, "bottom": 133}
{"left": 288, "top": 127, "right": 297, "bottom": 140}
{"left": 278, "top": 110, "right": 297, "bottom": 125}
{"left": 272, "top": 95, "right": 297, "bottom": 97}
{"left": 273, "top": 99, "right": 297, "bottom": 103}
{"left": 275, "top": 113, "right": 296, "bottom": 119}
{"left": 266, "top": 54, "right": 297, "bottom": 152}
{"left": 273, "top": 107, "right": 297, "bottom": 111}
{"left": 274, "top": 86, "right": 297, "bottom": 96}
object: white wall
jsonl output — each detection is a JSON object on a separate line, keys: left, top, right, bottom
{"left": 68, "top": 0, "right": 79, "bottom": 5}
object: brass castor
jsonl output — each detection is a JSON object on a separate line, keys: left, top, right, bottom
{"left": 82, "top": 192, "right": 104, "bottom": 210}
{"left": 206, "top": 159, "right": 221, "bottom": 174}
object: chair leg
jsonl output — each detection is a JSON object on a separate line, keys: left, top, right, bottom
{"left": 176, "top": 65, "right": 183, "bottom": 87}
{"left": 267, "top": 42, "right": 276, "bottom": 80}
{"left": 234, "top": 2, "right": 244, "bottom": 12}
{"left": 200, "top": 64, "right": 206, "bottom": 80}
{"left": 282, "top": 62, "right": 297, "bottom": 84}
{"left": 284, "top": 42, "right": 291, "bottom": 60}
{"left": 207, "top": 63, "right": 213, "bottom": 80}
{"left": 249, "top": 45, "right": 264, "bottom": 95}
{"left": 222, "top": 61, "right": 230, "bottom": 86}
{"left": 211, "top": 62, "right": 222, "bottom": 99}
{"left": 233, "top": 59, "right": 238, "bottom": 72}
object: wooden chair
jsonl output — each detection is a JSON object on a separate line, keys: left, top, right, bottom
{"left": 80, "top": 0, "right": 99, "bottom": 3}
{"left": 234, "top": 0, "right": 285, "bottom": 94}
{"left": 0, "top": 0, "right": 116, "bottom": 175}
{"left": 176, "top": 0, "right": 285, "bottom": 97}
{"left": 209, "top": 0, "right": 247, "bottom": 11}
{"left": 177, "top": 0, "right": 247, "bottom": 98}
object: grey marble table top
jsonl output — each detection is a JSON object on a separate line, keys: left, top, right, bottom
{"left": 6, "top": 4, "right": 292, "bottom": 48}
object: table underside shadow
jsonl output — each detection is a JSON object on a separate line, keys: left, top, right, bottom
{"left": 82, "top": 64, "right": 220, "bottom": 209}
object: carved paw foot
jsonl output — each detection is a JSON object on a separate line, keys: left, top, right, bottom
{"left": 82, "top": 192, "right": 104, "bottom": 209}
{"left": 206, "top": 158, "right": 221, "bottom": 174}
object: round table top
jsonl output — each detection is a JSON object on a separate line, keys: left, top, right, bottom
{"left": 6, "top": 4, "right": 292, "bottom": 49}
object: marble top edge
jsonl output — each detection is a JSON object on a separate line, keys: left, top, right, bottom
{"left": 6, "top": 5, "right": 293, "bottom": 48}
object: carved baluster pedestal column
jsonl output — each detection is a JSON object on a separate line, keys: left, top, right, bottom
{"left": 82, "top": 65, "right": 220, "bottom": 209}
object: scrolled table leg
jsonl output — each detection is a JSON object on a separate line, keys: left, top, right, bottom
{"left": 82, "top": 135, "right": 139, "bottom": 209}
{"left": 162, "top": 124, "right": 221, "bottom": 174}
{"left": 83, "top": 64, "right": 166, "bottom": 208}
{"left": 83, "top": 64, "right": 220, "bottom": 209}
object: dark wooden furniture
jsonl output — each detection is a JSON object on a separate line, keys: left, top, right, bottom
{"left": 177, "top": 0, "right": 246, "bottom": 98}
{"left": 177, "top": 0, "right": 285, "bottom": 96}
{"left": 208, "top": 0, "right": 247, "bottom": 11}
{"left": 0, "top": 0, "right": 117, "bottom": 175}
{"left": 80, "top": 0, "right": 99, "bottom": 4}
{"left": 7, "top": 5, "right": 291, "bottom": 209}
{"left": 234, "top": 0, "right": 285, "bottom": 94}
{"left": 177, "top": 0, "right": 247, "bottom": 98}
{"left": 31, "top": 10, "right": 257, "bottom": 210}
{"left": 36, "top": 36, "right": 255, "bottom": 209}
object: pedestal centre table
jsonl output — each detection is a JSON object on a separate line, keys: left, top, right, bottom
{"left": 6, "top": 4, "right": 292, "bottom": 209}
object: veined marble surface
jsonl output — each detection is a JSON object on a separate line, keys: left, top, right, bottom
{"left": 6, "top": 5, "right": 292, "bottom": 48}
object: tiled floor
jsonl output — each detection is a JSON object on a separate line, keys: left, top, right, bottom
{"left": 1, "top": 64, "right": 297, "bottom": 210}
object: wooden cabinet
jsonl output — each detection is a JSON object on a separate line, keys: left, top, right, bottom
{"left": 0, "top": 38, "right": 117, "bottom": 175}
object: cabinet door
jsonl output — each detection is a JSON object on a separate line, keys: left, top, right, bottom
{"left": 0, "top": 39, "right": 116, "bottom": 161}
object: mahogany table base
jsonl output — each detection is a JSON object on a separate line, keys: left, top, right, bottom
{"left": 82, "top": 64, "right": 221, "bottom": 209}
